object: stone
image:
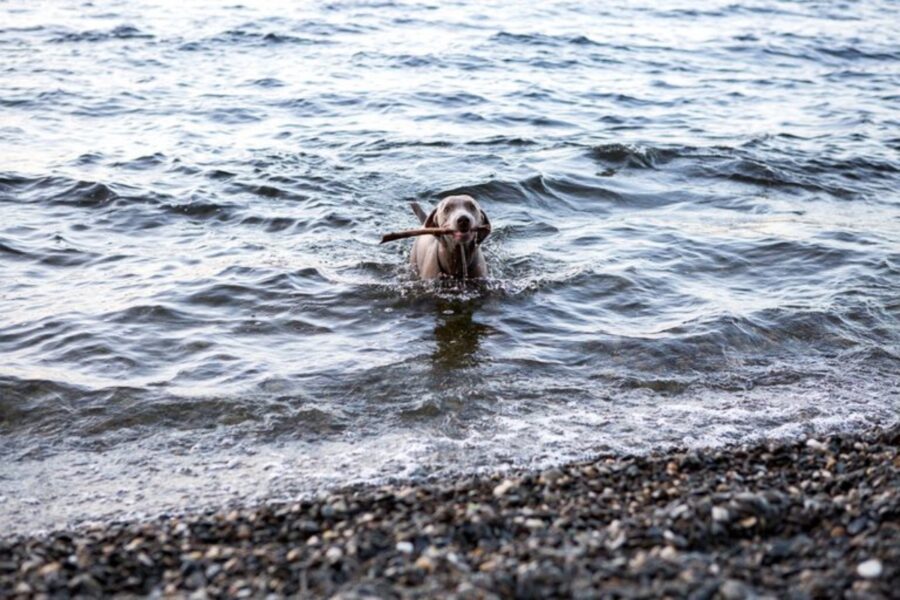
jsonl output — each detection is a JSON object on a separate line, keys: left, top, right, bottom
{"left": 720, "top": 579, "right": 750, "bottom": 600}
{"left": 712, "top": 506, "right": 730, "bottom": 522}
{"left": 493, "top": 479, "right": 517, "bottom": 497}
{"left": 856, "top": 558, "right": 882, "bottom": 579}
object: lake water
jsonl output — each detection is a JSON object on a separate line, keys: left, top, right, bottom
{"left": 1, "top": 0, "right": 898, "bottom": 534}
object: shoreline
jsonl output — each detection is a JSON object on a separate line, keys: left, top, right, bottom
{"left": 3, "top": 425, "right": 897, "bottom": 598}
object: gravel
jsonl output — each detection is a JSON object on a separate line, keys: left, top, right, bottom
{"left": 2, "top": 424, "right": 897, "bottom": 598}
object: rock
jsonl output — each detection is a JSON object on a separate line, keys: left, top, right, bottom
{"left": 720, "top": 579, "right": 750, "bottom": 600}
{"left": 37, "top": 562, "right": 61, "bottom": 577}
{"left": 14, "top": 582, "right": 32, "bottom": 594}
{"left": 606, "top": 532, "right": 627, "bottom": 551}
{"left": 806, "top": 439, "right": 827, "bottom": 452}
{"left": 136, "top": 552, "right": 154, "bottom": 568}
{"left": 739, "top": 516, "right": 757, "bottom": 528}
{"left": 493, "top": 479, "right": 517, "bottom": 497}
{"left": 659, "top": 545, "right": 678, "bottom": 561}
{"left": 286, "top": 548, "right": 302, "bottom": 562}
{"left": 712, "top": 506, "right": 730, "bottom": 522}
{"left": 856, "top": 558, "right": 882, "bottom": 579}
{"left": 396, "top": 541, "right": 414, "bottom": 554}
{"left": 847, "top": 516, "right": 868, "bottom": 535}
{"left": 539, "top": 469, "right": 564, "bottom": 485}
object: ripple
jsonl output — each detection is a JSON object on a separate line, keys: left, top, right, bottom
{"left": 50, "top": 25, "right": 154, "bottom": 43}
{"left": 588, "top": 143, "right": 680, "bottom": 168}
{"left": 193, "top": 29, "right": 323, "bottom": 49}
{"left": 490, "top": 31, "right": 603, "bottom": 48}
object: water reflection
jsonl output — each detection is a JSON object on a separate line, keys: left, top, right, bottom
{"left": 430, "top": 297, "right": 492, "bottom": 372}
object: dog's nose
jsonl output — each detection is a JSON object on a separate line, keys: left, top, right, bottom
{"left": 456, "top": 214, "right": 472, "bottom": 231}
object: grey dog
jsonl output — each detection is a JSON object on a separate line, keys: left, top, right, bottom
{"left": 409, "top": 195, "right": 492, "bottom": 280}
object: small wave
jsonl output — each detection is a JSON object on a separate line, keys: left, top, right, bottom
{"left": 816, "top": 46, "right": 900, "bottom": 62}
{"left": 442, "top": 172, "right": 627, "bottom": 213}
{"left": 49, "top": 180, "right": 119, "bottom": 206}
{"left": 205, "top": 107, "right": 264, "bottom": 124}
{"left": 226, "top": 180, "right": 309, "bottom": 200}
{"left": 239, "top": 215, "right": 298, "bottom": 232}
{"left": 184, "top": 29, "right": 323, "bottom": 50}
{"left": 588, "top": 143, "right": 680, "bottom": 168}
{"left": 105, "top": 305, "right": 200, "bottom": 326}
{"left": 0, "top": 240, "right": 28, "bottom": 258}
{"left": 111, "top": 153, "right": 168, "bottom": 171}
{"left": 51, "top": 25, "right": 153, "bottom": 43}
{"left": 38, "top": 247, "right": 104, "bottom": 268}
{"left": 465, "top": 135, "right": 537, "bottom": 147}
{"left": 248, "top": 77, "right": 286, "bottom": 88}
{"left": 0, "top": 97, "right": 31, "bottom": 108}
{"left": 291, "top": 20, "right": 373, "bottom": 37}
{"left": 272, "top": 97, "right": 325, "bottom": 115}
{"left": 490, "top": 31, "right": 602, "bottom": 47}
{"left": 350, "top": 51, "right": 435, "bottom": 69}
{"left": 0, "top": 375, "right": 340, "bottom": 440}
{"left": 411, "top": 90, "right": 487, "bottom": 107}
{"left": 0, "top": 174, "right": 151, "bottom": 207}
{"left": 160, "top": 201, "right": 230, "bottom": 219}
{"left": 0, "top": 25, "right": 45, "bottom": 34}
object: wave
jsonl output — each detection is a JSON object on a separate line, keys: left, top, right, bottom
{"left": 490, "top": 31, "right": 603, "bottom": 48}
{"left": 51, "top": 25, "right": 153, "bottom": 43}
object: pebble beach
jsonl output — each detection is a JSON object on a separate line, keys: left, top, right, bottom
{"left": 3, "top": 424, "right": 897, "bottom": 598}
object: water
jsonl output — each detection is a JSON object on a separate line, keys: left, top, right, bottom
{"left": 1, "top": 0, "right": 898, "bottom": 534}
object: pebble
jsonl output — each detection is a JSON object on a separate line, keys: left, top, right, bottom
{"left": 806, "top": 438, "right": 827, "bottom": 452}
{"left": 492, "top": 479, "right": 517, "bottom": 497}
{"left": 539, "top": 468, "right": 564, "bottom": 484}
{"left": 659, "top": 546, "right": 678, "bottom": 561}
{"left": 720, "top": 579, "right": 749, "bottom": 600}
{"left": 856, "top": 558, "right": 882, "bottom": 579}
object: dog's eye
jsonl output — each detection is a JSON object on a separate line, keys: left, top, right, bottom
{"left": 464, "top": 200, "right": 475, "bottom": 211}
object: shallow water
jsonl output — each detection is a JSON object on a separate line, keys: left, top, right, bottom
{"left": 1, "top": 0, "right": 898, "bottom": 534}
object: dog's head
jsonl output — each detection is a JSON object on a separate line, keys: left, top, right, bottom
{"left": 424, "top": 194, "right": 491, "bottom": 246}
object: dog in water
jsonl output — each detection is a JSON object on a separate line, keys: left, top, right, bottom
{"left": 409, "top": 195, "right": 491, "bottom": 280}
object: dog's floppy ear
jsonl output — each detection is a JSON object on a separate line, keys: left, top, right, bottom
{"left": 476, "top": 209, "right": 491, "bottom": 244}
{"left": 410, "top": 202, "right": 429, "bottom": 225}
{"left": 424, "top": 206, "right": 440, "bottom": 229}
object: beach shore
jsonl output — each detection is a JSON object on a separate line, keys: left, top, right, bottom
{"left": 3, "top": 424, "right": 897, "bottom": 598}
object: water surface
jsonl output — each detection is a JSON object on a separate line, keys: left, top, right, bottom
{"left": 1, "top": 0, "right": 898, "bottom": 533}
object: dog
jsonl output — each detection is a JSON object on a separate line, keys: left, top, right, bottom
{"left": 409, "top": 195, "right": 491, "bottom": 280}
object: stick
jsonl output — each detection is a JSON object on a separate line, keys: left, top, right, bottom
{"left": 459, "top": 243, "right": 468, "bottom": 279}
{"left": 380, "top": 228, "right": 454, "bottom": 244}
{"left": 379, "top": 226, "right": 487, "bottom": 244}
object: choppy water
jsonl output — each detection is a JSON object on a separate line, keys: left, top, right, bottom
{"left": 2, "top": 0, "right": 899, "bottom": 534}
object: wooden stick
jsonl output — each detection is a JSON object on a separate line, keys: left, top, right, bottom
{"left": 379, "top": 226, "right": 487, "bottom": 244}
{"left": 459, "top": 243, "right": 468, "bottom": 279}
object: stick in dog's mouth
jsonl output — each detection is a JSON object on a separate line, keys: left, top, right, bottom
{"left": 379, "top": 226, "right": 488, "bottom": 244}
{"left": 459, "top": 243, "right": 468, "bottom": 279}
